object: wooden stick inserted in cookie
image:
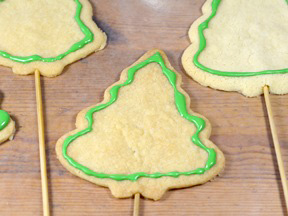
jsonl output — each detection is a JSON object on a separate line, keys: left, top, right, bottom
{"left": 263, "top": 85, "right": 288, "bottom": 211}
{"left": 35, "top": 70, "right": 50, "bottom": 216}
{"left": 133, "top": 193, "right": 140, "bottom": 216}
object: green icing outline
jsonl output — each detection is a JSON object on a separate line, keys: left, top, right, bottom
{"left": 0, "top": 0, "right": 94, "bottom": 63}
{"left": 193, "top": 0, "right": 288, "bottom": 77}
{"left": 62, "top": 52, "right": 217, "bottom": 181}
{"left": 0, "top": 110, "right": 10, "bottom": 131}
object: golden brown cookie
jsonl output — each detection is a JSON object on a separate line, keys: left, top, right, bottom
{"left": 182, "top": 0, "right": 288, "bottom": 97}
{"left": 0, "top": 110, "right": 15, "bottom": 144}
{"left": 56, "top": 49, "right": 225, "bottom": 200}
{"left": 0, "top": 0, "right": 106, "bottom": 77}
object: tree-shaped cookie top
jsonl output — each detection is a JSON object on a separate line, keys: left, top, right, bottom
{"left": 194, "top": 0, "right": 288, "bottom": 76}
{"left": 0, "top": 0, "right": 106, "bottom": 76}
{"left": 63, "top": 52, "right": 216, "bottom": 180}
{"left": 182, "top": 0, "right": 288, "bottom": 96}
{"left": 56, "top": 50, "right": 225, "bottom": 200}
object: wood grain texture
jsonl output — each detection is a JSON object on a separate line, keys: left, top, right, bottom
{"left": 0, "top": 0, "right": 287, "bottom": 215}
{"left": 264, "top": 86, "right": 288, "bottom": 212}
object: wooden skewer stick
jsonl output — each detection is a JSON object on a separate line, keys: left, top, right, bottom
{"left": 35, "top": 70, "right": 50, "bottom": 216}
{"left": 263, "top": 85, "right": 288, "bottom": 211}
{"left": 133, "top": 193, "right": 140, "bottom": 216}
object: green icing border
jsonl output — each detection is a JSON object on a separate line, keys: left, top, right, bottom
{"left": 193, "top": 0, "right": 288, "bottom": 77}
{"left": 0, "top": 0, "right": 93, "bottom": 63}
{"left": 62, "top": 52, "right": 217, "bottom": 181}
{"left": 0, "top": 110, "right": 10, "bottom": 131}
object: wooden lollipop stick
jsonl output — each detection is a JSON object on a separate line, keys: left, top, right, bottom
{"left": 263, "top": 85, "right": 288, "bottom": 211}
{"left": 35, "top": 70, "right": 50, "bottom": 216}
{"left": 133, "top": 193, "right": 140, "bottom": 216}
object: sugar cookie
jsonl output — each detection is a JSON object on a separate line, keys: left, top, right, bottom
{"left": 56, "top": 50, "right": 225, "bottom": 200}
{"left": 0, "top": 110, "right": 15, "bottom": 144}
{"left": 0, "top": 0, "right": 106, "bottom": 77}
{"left": 182, "top": 0, "right": 288, "bottom": 97}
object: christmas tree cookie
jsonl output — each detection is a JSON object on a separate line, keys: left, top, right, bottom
{"left": 56, "top": 49, "right": 225, "bottom": 200}
{"left": 182, "top": 0, "right": 288, "bottom": 97}
{"left": 0, "top": 0, "right": 106, "bottom": 77}
{"left": 0, "top": 109, "right": 15, "bottom": 144}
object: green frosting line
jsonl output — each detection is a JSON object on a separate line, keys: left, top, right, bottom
{"left": 0, "top": 0, "right": 93, "bottom": 63}
{"left": 62, "top": 52, "right": 217, "bottom": 181}
{"left": 0, "top": 110, "right": 10, "bottom": 131}
{"left": 193, "top": 0, "right": 288, "bottom": 77}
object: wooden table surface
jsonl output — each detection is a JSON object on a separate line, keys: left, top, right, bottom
{"left": 0, "top": 0, "right": 287, "bottom": 215}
